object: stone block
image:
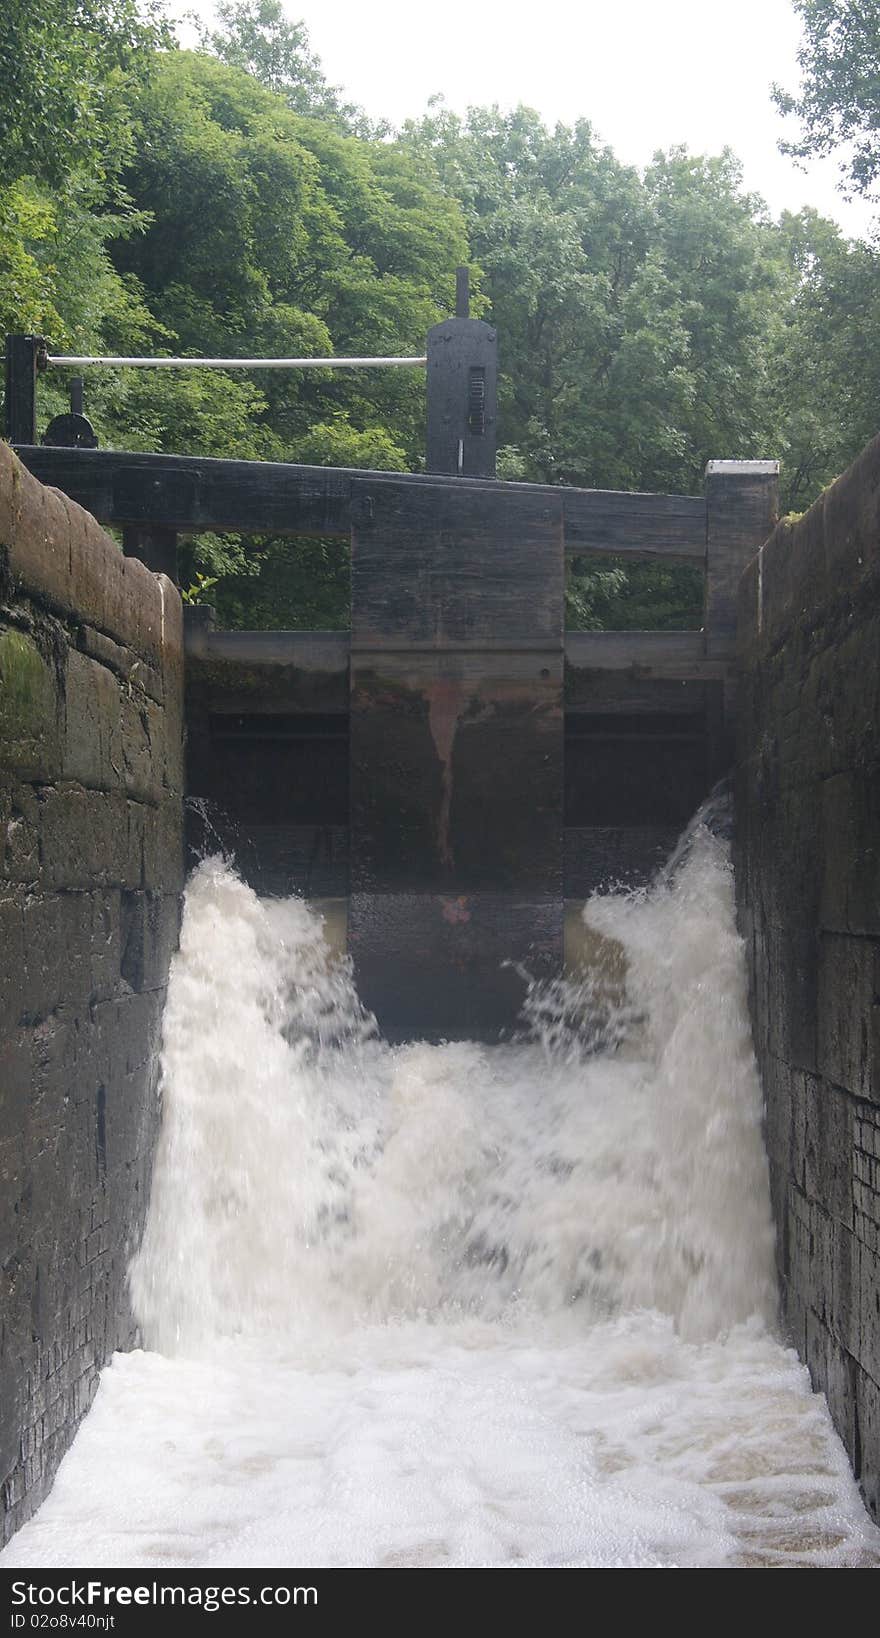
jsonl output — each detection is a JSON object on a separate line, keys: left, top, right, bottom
{"left": 0, "top": 627, "right": 63, "bottom": 782}
{"left": 0, "top": 440, "right": 16, "bottom": 550}
{"left": 156, "top": 573, "right": 184, "bottom": 668}
{"left": 0, "top": 894, "right": 25, "bottom": 1036}
{"left": 6, "top": 463, "right": 72, "bottom": 617}
{"left": 38, "top": 785, "right": 139, "bottom": 890}
{"left": 823, "top": 433, "right": 880, "bottom": 587}
{"left": 67, "top": 499, "right": 127, "bottom": 643}
{"left": 122, "top": 556, "right": 164, "bottom": 671}
{"left": 830, "top": 1216, "right": 860, "bottom": 1358}
{"left": 767, "top": 924, "right": 819, "bottom": 1075}
{"left": 144, "top": 693, "right": 182, "bottom": 796}
{"left": 817, "top": 933, "right": 880, "bottom": 1102}
{"left": 142, "top": 799, "right": 185, "bottom": 894}
{"left": 789, "top": 488, "right": 828, "bottom": 620}
{"left": 87, "top": 890, "right": 122, "bottom": 1002}
{"left": 856, "top": 1240, "right": 880, "bottom": 1382}
{"left": 760, "top": 516, "right": 799, "bottom": 649}
{"left": 103, "top": 1063, "right": 160, "bottom": 1176}
{"left": 62, "top": 649, "right": 123, "bottom": 791}
{"left": 2, "top": 784, "right": 41, "bottom": 885}
{"left": 119, "top": 693, "right": 160, "bottom": 805}
{"left": 805, "top": 1309, "right": 859, "bottom": 1474}
{"left": 120, "top": 891, "right": 180, "bottom": 992}
{"left": 799, "top": 1074, "right": 855, "bottom": 1227}
{"left": 855, "top": 1369, "right": 880, "bottom": 1522}
{"left": 761, "top": 1051, "right": 793, "bottom": 1179}
{"left": 78, "top": 625, "right": 163, "bottom": 706}
{"left": 20, "top": 892, "right": 121, "bottom": 1019}
{"left": 19, "top": 895, "right": 96, "bottom": 1021}
{"left": 88, "top": 992, "right": 163, "bottom": 1088}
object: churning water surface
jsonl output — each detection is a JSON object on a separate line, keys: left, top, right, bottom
{"left": 5, "top": 820, "right": 880, "bottom": 1569}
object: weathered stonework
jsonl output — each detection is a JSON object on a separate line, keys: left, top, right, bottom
{"left": 0, "top": 441, "right": 184, "bottom": 1544}
{"left": 735, "top": 431, "right": 880, "bottom": 1521}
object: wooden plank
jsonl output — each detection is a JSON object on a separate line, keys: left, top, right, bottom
{"left": 350, "top": 651, "right": 563, "bottom": 894}
{"left": 230, "top": 823, "right": 348, "bottom": 898}
{"left": 185, "top": 628, "right": 349, "bottom": 673}
{"left": 122, "top": 523, "right": 178, "bottom": 582}
{"left": 15, "top": 445, "right": 706, "bottom": 558}
{"left": 564, "top": 826, "right": 681, "bottom": 898}
{"left": 352, "top": 481, "right": 563, "bottom": 647}
{"left": 348, "top": 893, "right": 562, "bottom": 1043}
{"left": 564, "top": 489, "right": 706, "bottom": 559}
{"left": 566, "top": 670, "right": 709, "bottom": 716}
{"left": 705, "top": 460, "right": 778, "bottom": 657}
{"left": 15, "top": 447, "right": 353, "bottom": 536}
{"left": 183, "top": 629, "right": 728, "bottom": 720}
{"left": 565, "top": 726, "right": 712, "bottom": 830}
{"left": 565, "top": 630, "right": 731, "bottom": 678}
{"left": 185, "top": 631, "right": 349, "bottom": 724}
{"left": 349, "top": 478, "right": 565, "bottom": 1038}
{"left": 183, "top": 628, "right": 727, "bottom": 677}
{"left": 185, "top": 629, "right": 727, "bottom": 718}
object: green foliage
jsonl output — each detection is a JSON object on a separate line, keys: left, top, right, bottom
{"left": 566, "top": 559, "right": 703, "bottom": 632}
{"left": 196, "top": 0, "right": 369, "bottom": 131}
{"left": 2, "top": 2, "right": 880, "bottom": 633}
{"left": 399, "top": 109, "right": 787, "bottom": 492}
{"left": 768, "top": 207, "right": 880, "bottom": 509}
{"left": 0, "top": 0, "right": 166, "bottom": 390}
{"left": 397, "top": 107, "right": 802, "bottom": 624}
{"left": 773, "top": 1, "right": 880, "bottom": 196}
{"left": 102, "top": 49, "right": 466, "bottom": 471}
{"left": 0, "top": 0, "right": 169, "bottom": 192}
{"left": 180, "top": 572, "right": 219, "bottom": 606}
{"left": 288, "top": 420, "right": 408, "bottom": 470}
{"left": 205, "top": 536, "right": 351, "bottom": 631}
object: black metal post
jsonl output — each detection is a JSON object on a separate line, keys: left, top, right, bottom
{"left": 4, "top": 334, "right": 41, "bottom": 444}
{"left": 426, "top": 270, "right": 497, "bottom": 478}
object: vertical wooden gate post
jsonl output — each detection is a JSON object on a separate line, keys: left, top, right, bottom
{"left": 705, "top": 458, "right": 779, "bottom": 773}
{"left": 705, "top": 460, "right": 779, "bottom": 655}
{"left": 121, "top": 525, "right": 180, "bottom": 585}
{"left": 349, "top": 481, "right": 564, "bottom": 1040}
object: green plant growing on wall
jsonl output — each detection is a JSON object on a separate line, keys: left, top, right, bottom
{"left": 180, "top": 573, "right": 219, "bottom": 606}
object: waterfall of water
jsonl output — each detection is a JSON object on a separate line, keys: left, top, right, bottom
{"left": 4, "top": 813, "right": 878, "bottom": 1569}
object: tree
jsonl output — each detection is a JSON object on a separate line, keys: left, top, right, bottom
{"left": 105, "top": 49, "right": 467, "bottom": 624}
{"left": 4, "top": 9, "right": 876, "bottom": 632}
{"left": 769, "top": 206, "right": 880, "bottom": 508}
{"left": 196, "top": 0, "right": 362, "bottom": 127}
{"left": 106, "top": 50, "right": 466, "bottom": 465}
{"left": 773, "top": 1, "right": 880, "bottom": 196}
{"left": 400, "top": 110, "right": 789, "bottom": 494}
{"left": 398, "top": 108, "right": 792, "bottom": 626}
{"left": 0, "top": 0, "right": 169, "bottom": 191}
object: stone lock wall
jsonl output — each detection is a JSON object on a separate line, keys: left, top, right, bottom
{"left": 0, "top": 443, "right": 184, "bottom": 1543}
{"left": 735, "top": 433, "right": 880, "bottom": 1521}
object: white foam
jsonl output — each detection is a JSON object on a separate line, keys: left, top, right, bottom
{"left": 4, "top": 825, "right": 878, "bottom": 1569}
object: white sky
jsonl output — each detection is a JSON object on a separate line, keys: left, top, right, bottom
{"left": 176, "top": 0, "right": 877, "bottom": 238}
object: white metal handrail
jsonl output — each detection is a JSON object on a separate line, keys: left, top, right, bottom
{"left": 45, "top": 354, "right": 428, "bottom": 370}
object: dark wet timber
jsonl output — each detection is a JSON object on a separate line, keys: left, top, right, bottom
{"left": 15, "top": 437, "right": 778, "bottom": 1039}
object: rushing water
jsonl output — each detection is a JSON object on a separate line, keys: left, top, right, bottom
{"left": 5, "top": 818, "right": 879, "bottom": 1569}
